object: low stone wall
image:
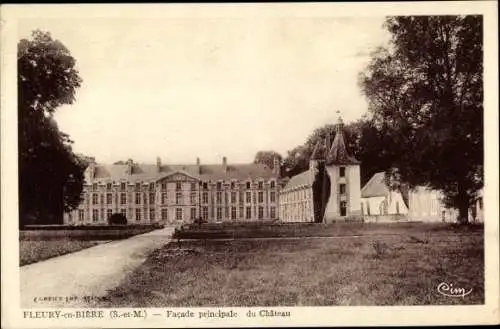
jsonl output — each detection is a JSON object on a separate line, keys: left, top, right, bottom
{"left": 363, "top": 214, "right": 408, "bottom": 223}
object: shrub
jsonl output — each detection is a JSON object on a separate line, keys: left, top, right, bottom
{"left": 108, "top": 213, "right": 128, "bottom": 225}
{"left": 372, "top": 240, "right": 388, "bottom": 259}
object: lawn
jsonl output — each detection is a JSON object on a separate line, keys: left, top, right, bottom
{"left": 19, "top": 224, "right": 164, "bottom": 266}
{"left": 20, "top": 240, "right": 109, "bottom": 266}
{"left": 97, "top": 223, "right": 484, "bottom": 306}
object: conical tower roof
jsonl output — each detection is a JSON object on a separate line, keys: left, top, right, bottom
{"left": 326, "top": 115, "right": 360, "bottom": 165}
{"left": 310, "top": 139, "right": 324, "bottom": 160}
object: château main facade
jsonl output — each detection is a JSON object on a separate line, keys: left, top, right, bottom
{"left": 64, "top": 157, "right": 281, "bottom": 225}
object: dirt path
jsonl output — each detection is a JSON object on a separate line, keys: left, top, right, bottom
{"left": 20, "top": 227, "right": 174, "bottom": 308}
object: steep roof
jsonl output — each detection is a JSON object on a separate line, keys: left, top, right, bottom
{"left": 86, "top": 162, "right": 278, "bottom": 184}
{"left": 310, "top": 140, "right": 323, "bottom": 160}
{"left": 282, "top": 170, "right": 312, "bottom": 191}
{"left": 326, "top": 117, "right": 360, "bottom": 165}
{"left": 361, "top": 172, "right": 390, "bottom": 198}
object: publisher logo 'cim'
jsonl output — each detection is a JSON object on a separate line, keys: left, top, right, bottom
{"left": 437, "top": 282, "right": 472, "bottom": 298}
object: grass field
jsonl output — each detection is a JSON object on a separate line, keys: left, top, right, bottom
{"left": 20, "top": 240, "right": 109, "bottom": 266}
{"left": 19, "top": 224, "right": 163, "bottom": 266}
{"left": 98, "top": 223, "right": 484, "bottom": 306}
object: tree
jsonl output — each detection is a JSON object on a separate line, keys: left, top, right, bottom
{"left": 18, "top": 30, "right": 84, "bottom": 226}
{"left": 253, "top": 151, "right": 282, "bottom": 169}
{"left": 359, "top": 16, "right": 483, "bottom": 223}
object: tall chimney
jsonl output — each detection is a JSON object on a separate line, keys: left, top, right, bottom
{"left": 156, "top": 156, "right": 162, "bottom": 172}
{"left": 273, "top": 157, "right": 280, "bottom": 177}
{"left": 222, "top": 156, "right": 227, "bottom": 173}
{"left": 88, "top": 157, "right": 96, "bottom": 179}
{"left": 127, "top": 159, "right": 133, "bottom": 175}
{"left": 196, "top": 157, "right": 201, "bottom": 175}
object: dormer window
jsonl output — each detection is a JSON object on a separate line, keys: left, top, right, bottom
{"left": 92, "top": 183, "right": 98, "bottom": 191}
{"left": 246, "top": 182, "right": 251, "bottom": 189}
{"left": 216, "top": 182, "right": 222, "bottom": 190}
{"left": 339, "top": 167, "right": 346, "bottom": 177}
{"left": 135, "top": 182, "right": 141, "bottom": 191}
{"left": 106, "top": 183, "right": 112, "bottom": 191}
{"left": 149, "top": 183, "right": 155, "bottom": 191}
{"left": 120, "top": 182, "right": 126, "bottom": 191}
{"left": 270, "top": 180, "right": 275, "bottom": 188}
{"left": 258, "top": 181, "right": 263, "bottom": 189}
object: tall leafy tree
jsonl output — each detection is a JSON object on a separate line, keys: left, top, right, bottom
{"left": 253, "top": 151, "right": 282, "bottom": 169}
{"left": 18, "top": 30, "right": 85, "bottom": 226}
{"left": 359, "top": 16, "right": 483, "bottom": 223}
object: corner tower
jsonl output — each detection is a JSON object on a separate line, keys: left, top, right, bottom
{"left": 323, "top": 115, "right": 361, "bottom": 221}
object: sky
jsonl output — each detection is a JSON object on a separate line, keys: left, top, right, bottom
{"left": 19, "top": 15, "right": 391, "bottom": 165}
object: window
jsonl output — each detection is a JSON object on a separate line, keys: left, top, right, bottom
{"left": 120, "top": 193, "right": 126, "bottom": 205}
{"left": 270, "top": 180, "right": 275, "bottom": 188}
{"left": 258, "top": 192, "right": 264, "bottom": 203}
{"left": 120, "top": 182, "right": 126, "bottom": 191}
{"left": 202, "top": 207, "right": 208, "bottom": 220}
{"left": 175, "top": 192, "right": 182, "bottom": 205}
{"left": 107, "top": 209, "right": 112, "bottom": 219}
{"left": 361, "top": 202, "right": 364, "bottom": 216}
{"left": 149, "top": 183, "right": 155, "bottom": 191}
{"left": 258, "top": 181, "right": 263, "bottom": 189}
{"left": 92, "top": 193, "right": 98, "bottom": 205}
{"left": 203, "top": 182, "right": 208, "bottom": 190}
{"left": 270, "top": 206, "right": 276, "bottom": 219}
{"left": 246, "top": 207, "right": 252, "bottom": 219}
{"left": 191, "top": 182, "right": 196, "bottom": 191}
{"left": 176, "top": 182, "right": 182, "bottom": 191}
{"left": 367, "top": 202, "right": 371, "bottom": 215}
{"left": 270, "top": 192, "right": 276, "bottom": 203}
{"left": 246, "top": 182, "right": 251, "bottom": 189}
{"left": 150, "top": 208, "right": 155, "bottom": 221}
{"left": 135, "top": 183, "right": 141, "bottom": 191}
{"left": 339, "top": 167, "right": 346, "bottom": 177}
{"left": 202, "top": 192, "right": 209, "bottom": 204}
{"left": 217, "top": 182, "right": 222, "bottom": 190}
{"left": 230, "top": 182, "right": 235, "bottom": 189}
{"left": 92, "top": 183, "right": 97, "bottom": 191}
{"left": 231, "top": 207, "right": 236, "bottom": 220}
{"left": 231, "top": 192, "right": 236, "bottom": 203}
{"left": 135, "top": 192, "right": 141, "bottom": 204}
{"left": 106, "top": 193, "right": 112, "bottom": 204}
{"left": 190, "top": 192, "right": 196, "bottom": 204}
{"left": 120, "top": 208, "right": 126, "bottom": 216}
{"left": 340, "top": 201, "right": 347, "bottom": 217}
{"left": 239, "top": 206, "right": 244, "bottom": 218}
{"left": 67, "top": 213, "right": 72, "bottom": 222}
{"left": 149, "top": 193, "right": 155, "bottom": 204}
{"left": 225, "top": 207, "right": 229, "bottom": 219}
{"left": 176, "top": 208, "right": 183, "bottom": 220}
{"left": 258, "top": 206, "right": 264, "bottom": 219}
{"left": 136, "top": 209, "right": 141, "bottom": 221}
{"left": 246, "top": 192, "right": 251, "bottom": 203}
{"left": 100, "top": 209, "right": 105, "bottom": 221}
{"left": 161, "top": 208, "right": 168, "bottom": 220}
{"left": 92, "top": 209, "right": 99, "bottom": 222}
{"left": 239, "top": 191, "right": 244, "bottom": 204}
{"left": 162, "top": 193, "right": 167, "bottom": 204}
{"left": 106, "top": 183, "right": 112, "bottom": 191}
{"left": 216, "top": 207, "right": 222, "bottom": 220}
{"left": 78, "top": 209, "right": 84, "bottom": 221}
{"left": 190, "top": 208, "right": 196, "bottom": 220}
{"left": 339, "top": 184, "right": 346, "bottom": 195}
{"left": 161, "top": 182, "right": 167, "bottom": 191}
{"left": 216, "top": 191, "right": 222, "bottom": 204}
{"left": 396, "top": 201, "right": 400, "bottom": 214}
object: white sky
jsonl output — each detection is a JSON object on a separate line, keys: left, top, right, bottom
{"left": 19, "top": 16, "right": 391, "bottom": 165}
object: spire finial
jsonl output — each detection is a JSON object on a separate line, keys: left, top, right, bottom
{"left": 335, "top": 110, "right": 343, "bottom": 132}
